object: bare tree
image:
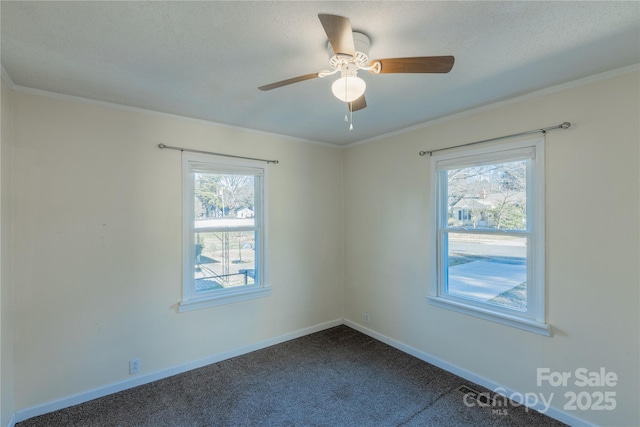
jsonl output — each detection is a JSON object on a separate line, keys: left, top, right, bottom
{"left": 219, "top": 175, "right": 254, "bottom": 216}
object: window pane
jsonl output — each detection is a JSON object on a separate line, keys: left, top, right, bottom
{"left": 194, "top": 173, "right": 255, "bottom": 228}
{"left": 447, "top": 160, "right": 526, "bottom": 230}
{"left": 194, "top": 231, "right": 256, "bottom": 292}
{"left": 446, "top": 233, "right": 527, "bottom": 311}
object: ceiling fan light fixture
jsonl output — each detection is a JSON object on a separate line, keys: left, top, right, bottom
{"left": 331, "top": 75, "right": 366, "bottom": 103}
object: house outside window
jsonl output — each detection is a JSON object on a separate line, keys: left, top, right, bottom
{"left": 429, "top": 137, "right": 549, "bottom": 335}
{"left": 179, "top": 153, "right": 270, "bottom": 312}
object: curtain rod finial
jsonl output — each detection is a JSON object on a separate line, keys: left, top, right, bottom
{"left": 561, "top": 122, "right": 571, "bottom": 129}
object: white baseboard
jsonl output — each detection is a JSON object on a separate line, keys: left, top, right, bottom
{"left": 342, "top": 319, "right": 595, "bottom": 427}
{"left": 13, "top": 319, "right": 343, "bottom": 424}
{"left": 11, "top": 318, "right": 598, "bottom": 426}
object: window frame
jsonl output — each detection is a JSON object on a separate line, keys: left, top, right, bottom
{"left": 428, "top": 136, "right": 550, "bottom": 335}
{"left": 179, "top": 153, "right": 270, "bottom": 312}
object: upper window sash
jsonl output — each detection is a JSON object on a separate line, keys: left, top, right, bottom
{"left": 185, "top": 156, "right": 265, "bottom": 226}
{"left": 438, "top": 160, "right": 532, "bottom": 233}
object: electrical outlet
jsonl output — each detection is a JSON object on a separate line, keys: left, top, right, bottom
{"left": 129, "top": 358, "right": 140, "bottom": 374}
{"left": 364, "top": 313, "right": 370, "bottom": 324}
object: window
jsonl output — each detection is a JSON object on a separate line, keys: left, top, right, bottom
{"left": 179, "top": 153, "right": 270, "bottom": 312}
{"left": 429, "top": 137, "right": 549, "bottom": 335}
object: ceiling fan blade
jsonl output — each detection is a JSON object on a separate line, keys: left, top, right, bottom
{"left": 318, "top": 14, "right": 355, "bottom": 58}
{"left": 349, "top": 95, "right": 367, "bottom": 112}
{"left": 258, "top": 73, "right": 319, "bottom": 91}
{"left": 370, "top": 56, "right": 455, "bottom": 74}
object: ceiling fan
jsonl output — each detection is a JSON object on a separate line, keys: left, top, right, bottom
{"left": 258, "top": 14, "right": 455, "bottom": 114}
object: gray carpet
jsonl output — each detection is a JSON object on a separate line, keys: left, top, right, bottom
{"left": 18, "top": 326, "right": 565, "bottom": 426}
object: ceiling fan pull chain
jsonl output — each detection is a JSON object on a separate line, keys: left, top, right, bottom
{"left": 349, "top": 106, "right": 354, "bottom": 131}
{"left": 344, "top": 77, "right": 349, "bottom": 123}
{"left": 345, "top": 74, "right": 354, "bottom": 129}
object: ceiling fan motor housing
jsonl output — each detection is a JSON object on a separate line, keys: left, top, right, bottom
{"left": 328, "top": 31, "right": 371, "bottom": 70}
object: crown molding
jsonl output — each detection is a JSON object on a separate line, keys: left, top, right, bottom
{"left": 11, "top": 85, "right": 339, "bottom": 149}
{"left": 345, "top": 63, "right": 640, "bottom": 149}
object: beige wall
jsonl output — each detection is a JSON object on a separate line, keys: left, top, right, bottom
{"left": 3, "top": 69, "right": 639, "bottom": 426}
{"left": 343, "top": 70, "right": 640, "bottom": 426}
{"left": 10, "top": 92, "right": 344, "bottom": 410}
{"left": 1, "top": 77, "right": 16, "bottom": 427}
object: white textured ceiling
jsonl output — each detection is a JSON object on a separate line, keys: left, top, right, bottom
{"left": 2, "top": 1, "right": 639, "bottom": 145}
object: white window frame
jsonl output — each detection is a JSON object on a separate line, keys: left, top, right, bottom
{"left": 428, "top": 137, "right": 550, "bottom": 335}
{"left": 179, "top": 153, "right": 270, "bottom": 312}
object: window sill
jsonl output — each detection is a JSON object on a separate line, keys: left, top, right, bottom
{"left": 179, "top": 285, "right": 272, "bottom": 312}
{"left": 427, "top": 296, "right": 551, "bottom": 336}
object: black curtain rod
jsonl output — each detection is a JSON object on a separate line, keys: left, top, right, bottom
{"left": 158, "top": 144, "right": 279, "bottom": 164}
{"left": 419, "top": 122, "right": 571, "bottom": 157}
